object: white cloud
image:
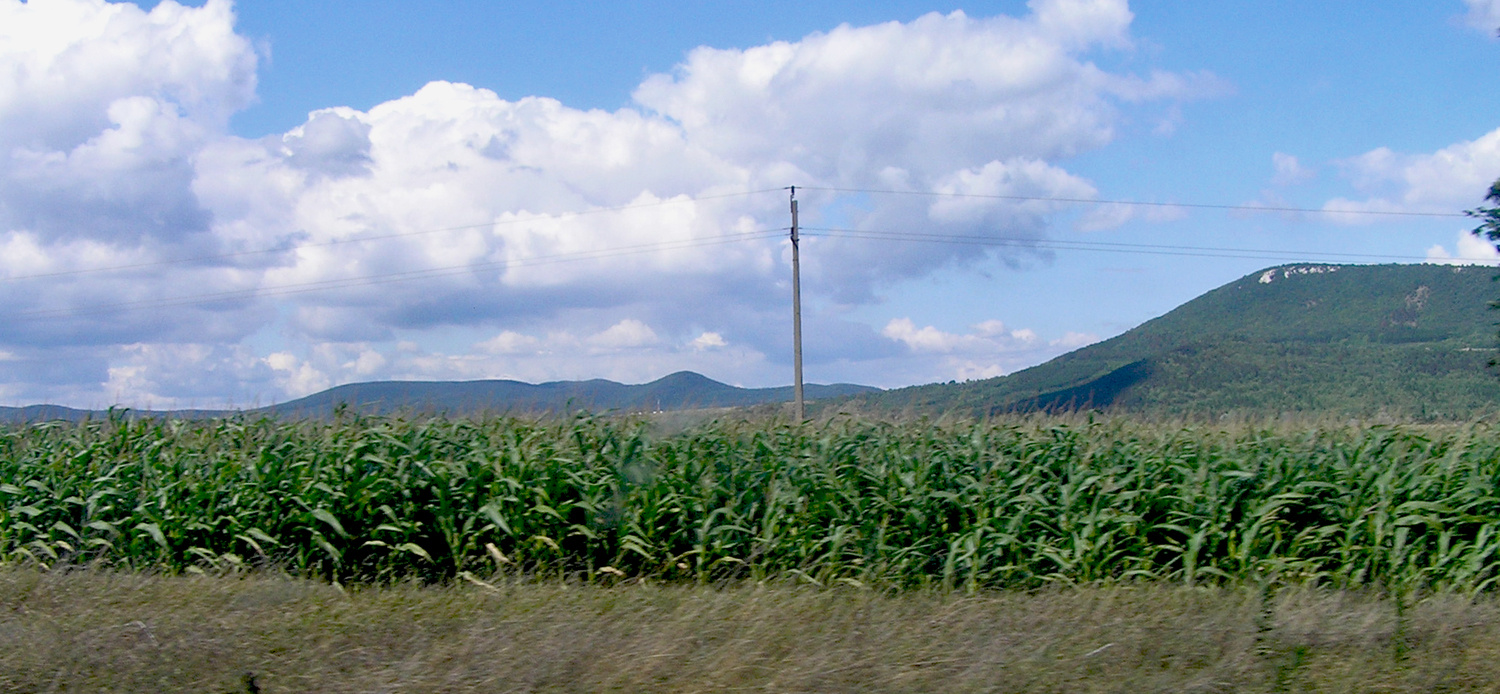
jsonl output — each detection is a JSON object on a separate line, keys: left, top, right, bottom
{"left": 954, "top": 361, "right": 1009, "bottom": 381}
{"left": 1426, "top": 230, "right": 1500, "bottom": 265}
{"left": 0, "top": 0, "right": 255, "bottom": 139}
{"left": 346, "top": 349, "right": 387, "bottom": 376}
{"left": 1073, "top": 200, "right": 1187, "bottom": 231}
{"left": 883, "top": 318, "right": 969, "bottom": 353}
{"left": 0, "top": 0, "right": 1215, "bottom": 406}
{"left": 928, "top": 159, "right": 1098, "bottom": 223}
{"left": 1052, "top": 331, "right": 1100, "bottom": 349}
{"left": 1462, "top": 0, "right": 1500, "bottom": 34}
{"left": 881, "top": 317, "right": 1090, "bottom": 382}
{"left": 87, "top": 342, "right": 282, "bottom": 408}
{"left": 266, "top": 351, "right": 330, "bottom": 398}
{"left": 1322, "top": 127, "right": 1500, "bottom": 222}
{"left": 587, "top": 319, "right": 660, "bottom": 351}
{"left": 1271, "top": 152, "right": 1314, "bottom": 186}
{"left": 0, "top": 0, "right": 265, "bottom": 357}
{"left": 478, "top": 331, "right": 542, "bottom": 355}
{"left": 634, "top": 3, "right": 1215, "bottom": 181}
{"left": 690, "top": 332, "right": 728, "bottom": 351}
{"left": 0, "top": 0, "right": 254, "bottom": 242}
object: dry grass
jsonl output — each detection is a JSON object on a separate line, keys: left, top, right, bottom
{"left": 3, "top": 570, "right": 1500, "bottom": 692}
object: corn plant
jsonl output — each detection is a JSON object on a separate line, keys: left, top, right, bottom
{"left": 3, "top": 413, "right": 1500, "bottom": 591}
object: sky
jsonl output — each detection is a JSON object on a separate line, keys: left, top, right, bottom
{"left": 1, "top": 0, "right": 1499, "bottom": 408}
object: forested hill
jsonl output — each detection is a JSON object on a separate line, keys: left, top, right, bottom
{"left": 262, "top": 371, "right": 876, "bottom": 416}
{"left": 0, "top": 372, "right": 878, "bottom": 422}
{"left": 852, "top": 263, "right": 1500, "bottom": 419}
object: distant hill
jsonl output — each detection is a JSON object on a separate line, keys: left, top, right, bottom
{"left": 0, "top": 372, "right": 879, "bottom": 422}
{"left": 852, "top": 264, "right": 1500, "bottom": 419}
{"left": 263, "top": 371, "right": 878, "bottom": 417}
{"left": 0, "top": 404, "right": 232, "bottom": 423}
{"left": 0, "top": 405, "right": 97, "bottom": 423}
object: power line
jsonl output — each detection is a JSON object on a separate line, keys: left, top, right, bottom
{"left": 5, "top": 184, "right": 1485, "bottom": 323}
{"left": 795, "top": 186, "right": 1470, "bottom": 219}
{"left": 1, "top": 184, "right": 1464, "bottom": 285}
{"left": 799, "top": 227, "right": 1496, "bottom": 265}
{"left": 17, "top": 223, "right": 1490, "bottom": 322}
{"left": 0, "top": 188, "right": 786, "bottom": 283}
{"left": 11, "top": 229, "right": 784, "bottom": 321}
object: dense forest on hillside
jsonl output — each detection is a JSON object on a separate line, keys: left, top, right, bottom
{"left": 847, "top": 263, "right": 1500, "bottom": 419}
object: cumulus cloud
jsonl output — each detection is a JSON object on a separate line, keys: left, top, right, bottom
{"left": 0, "top": 0, "right": 265, "bottom": 359}
{"left": 266, "top": 351, "right": 332, "bottom": 398}
{"left": 881, "top": 317, "right": 1097, "bottom": 381}
{"left": 478, "top": 331, "right": 541, "bottom": 355}
{"left": 1322, "top": 128, "right": 1500, "bottom": 223}
{"left": 0, "top": 0, "right": 254, "bottom": 140}
{"left": 0, "top": 0, "right": 1213, "bottom": 406}
{"left": 690, "top": 332, "right": 728, "bottom": 351}
{"left": 639, "top": 9, "right": 1124, "bottom": 179}
{"left": 282, "top": 108, "right": 374, "bottom": 178}
{"left": 0, "top": 0, "right": 254, "bottom": 242}
{"left": 587, "top": 319, "right": 660, "bottom": 351}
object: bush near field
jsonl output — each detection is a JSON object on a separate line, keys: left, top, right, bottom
{"left": 3, "top": 412, "right": 1500, "bottom": 591}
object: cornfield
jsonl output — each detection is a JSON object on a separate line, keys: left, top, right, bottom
{"left": 4, "top": 412, "right": 1500, "bottom": 591}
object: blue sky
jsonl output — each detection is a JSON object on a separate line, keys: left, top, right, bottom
{"left": 0, "top": 0, "right": 1497, "bottom": 407}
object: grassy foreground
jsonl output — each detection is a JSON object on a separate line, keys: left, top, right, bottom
{"left": 3, "top": 568, "right": 1499, "bottom": 693}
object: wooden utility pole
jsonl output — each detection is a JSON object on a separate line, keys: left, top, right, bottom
{"left": 790, "top": 187, "right": 805, "bottom": 421}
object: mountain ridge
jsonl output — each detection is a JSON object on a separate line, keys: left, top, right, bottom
{"left": 0, "top": 371, "right": 878, "bottom": 422}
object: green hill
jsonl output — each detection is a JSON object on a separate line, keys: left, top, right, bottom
{"left": 857, "top": 263, "right": 1500, "bottom": 419}
{"left": 0, "top": 372, "right": 878, "bottom": 422}
{"left": 263, "top": 370, "right": 876, "bottom": 417}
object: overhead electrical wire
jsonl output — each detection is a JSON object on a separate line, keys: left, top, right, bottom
{"left": 798, "top": 226, "right": 1496, "bottom": 265}
{"left": 4, "top": 183, "right": 1483, "bottom": 322}
{"left": 2, "top": 184, "right": 1467, "bottom": 284}
{"left": 795, "top": 186, "right": 1471, "bottom": 219}
{"left": 29, "top": 222, "right": 1487, "bottom": 322}
{"left": 2, "top": 184, "right": 1467, "bottom": 286}
{"left": 12, "top": 229, "right": 783, "bottom": 321}
{"left": 0, "top": 187, "right": 786, "bottom": 283}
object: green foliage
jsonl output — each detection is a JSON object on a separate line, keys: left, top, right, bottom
{"left": 6, "top": 413, "right": 1500, "bottom": 593}
{"left": 1467, "top": 178, "right": 1500, "bottom": 247}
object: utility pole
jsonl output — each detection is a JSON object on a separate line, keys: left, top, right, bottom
{"left": 790, "top": 187, "right": 805, "bottom": 421}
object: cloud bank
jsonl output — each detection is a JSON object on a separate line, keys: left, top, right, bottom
{"left": 0, "top": 0, "right": 1214, "bottom": 405}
